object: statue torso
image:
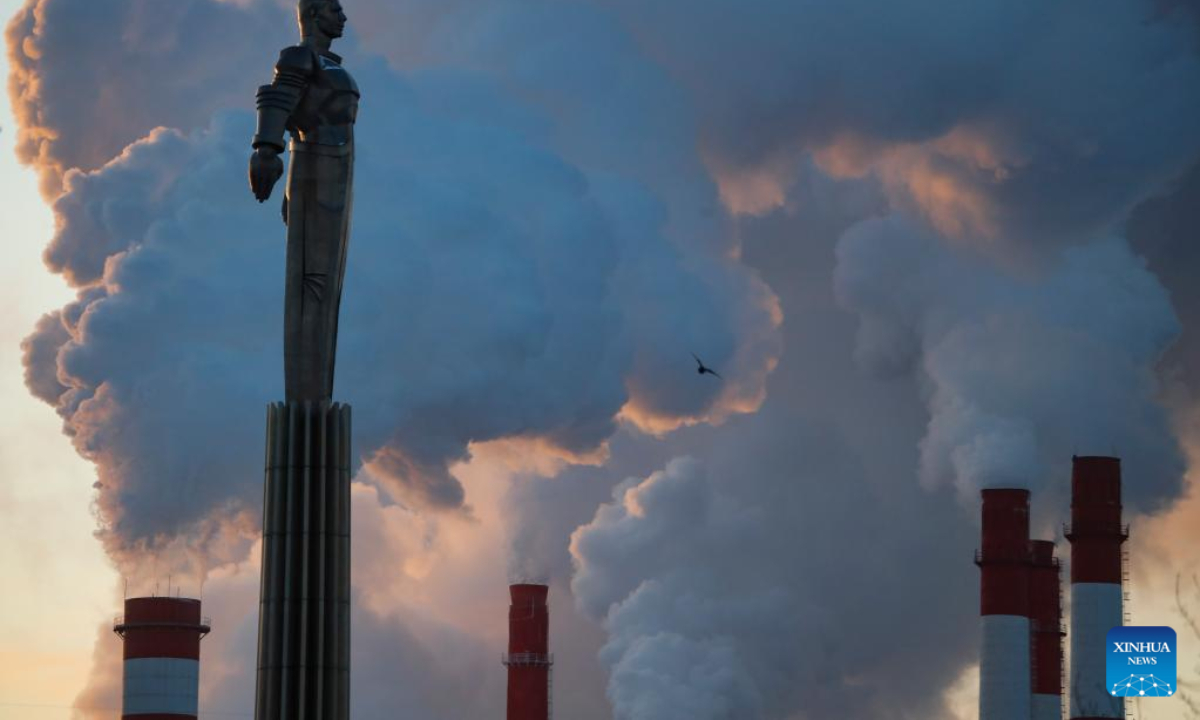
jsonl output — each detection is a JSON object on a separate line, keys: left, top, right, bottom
{"left": 289, "top": 50, "right": 360, "bottom": 147}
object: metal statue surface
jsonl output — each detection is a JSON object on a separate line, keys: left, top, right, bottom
{"left": 249, "top": 0, "right": 358, "bottom": 403}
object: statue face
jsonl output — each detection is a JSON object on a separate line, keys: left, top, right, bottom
{"left": 315, "top": 0, "right": 347, "bottom": 39}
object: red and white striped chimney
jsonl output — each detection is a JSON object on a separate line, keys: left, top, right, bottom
{"left": 504, "top": 584, "right": 552, "bottom": 720}
{"left": 1067, "top": 456, "right": 1127, "bottom": 720}
{"left": 1030, "top": 539, "right": 1065, "bottom": 720}
{"left": 113, "top": 596, "right": 210, "bottom": 720}
{"left": 976, "top": 488, "right": 1032, "bottom": 720}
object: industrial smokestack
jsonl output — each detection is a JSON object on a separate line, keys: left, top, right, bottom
{"left": 976, "top": 488, "right": 1032, "bottom": 720}
{"left": 113, "top": 596, "right": 210, "bottom": 719}
{"left": 1067, "top": 456, "right": 1127, "bottom": 719}
{"left": 1030, "top": 539, "right": 1065, "bottom": 720}
{"left": 504, "top": 584, "right": 552, "bottom": 720}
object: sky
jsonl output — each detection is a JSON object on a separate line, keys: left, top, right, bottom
{"left": 2, "top": 0, "right": 1200, "bottom": 719}
{"left": 0, "top": 0, "right": 117, "bottom": 714}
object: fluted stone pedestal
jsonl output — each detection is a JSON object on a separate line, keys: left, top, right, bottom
{"left": 255, "top": 401, "right": 351, "bottom": 720}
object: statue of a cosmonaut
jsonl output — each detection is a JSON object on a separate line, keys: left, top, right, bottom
{"left": 249, "top": 0, "right": 359, "bottom": 403}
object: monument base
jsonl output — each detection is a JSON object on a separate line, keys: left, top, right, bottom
{"left": 255, "top": 401, "right": 351, "bottom": 720}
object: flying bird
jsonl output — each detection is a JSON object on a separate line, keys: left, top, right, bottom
{"left": 691, "top": 352, "right": 722, "bottom": 379}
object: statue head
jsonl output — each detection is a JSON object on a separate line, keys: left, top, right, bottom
{"left": 298, "top": 0, "right": 346, "bottom": 41}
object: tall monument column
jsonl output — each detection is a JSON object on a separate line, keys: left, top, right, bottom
{"left": 247, "top": 1, "right": 359, "bottom": 718}
{"left": 255, "top": 402, "right": 352, "bottom": 719}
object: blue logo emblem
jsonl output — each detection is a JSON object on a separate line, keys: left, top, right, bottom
{"left": 1107, "top": 626, "right": 1177, "bottom": 698}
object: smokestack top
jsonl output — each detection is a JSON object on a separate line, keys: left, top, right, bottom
{"left": 510, "top": 583, "right": 549, "bottom": 606}
{"left": 1071, "top": 456, "right": 1122, "bottom": 507}
{"left": 979, "top": 489, "right": 1031, "bottom": 562}
{"left": 977, "top": 489, "right": 1031, "bottom": 617}
{"left": 508, "top": 583, "right": 550, "bottom": 657}
{"left": 114, "top": 596, "right": 210, "bottom": 663}
{"left": 1068, "top": 455, "right": 1126, "bottom": 542}
{"left": 1029, "top": 540, "right": 1057, "bottom": 567}
{"left": 980, "top": 488, "right": 1031, "bottom": 500}
{"left": 121, "top": 596, "right": 205, "bottom": 625}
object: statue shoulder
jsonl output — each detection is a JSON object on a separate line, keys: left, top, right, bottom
{"left": 275, "top": 45, "right": 318, "bottom": 75}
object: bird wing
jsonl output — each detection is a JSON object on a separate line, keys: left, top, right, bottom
{"left": 691, "top": 351, "right": 703, "bottom": 367}
{"left": 709, "top": 369, "right": 722, "bottom": 379}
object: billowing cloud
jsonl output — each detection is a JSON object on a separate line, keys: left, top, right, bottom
{"left": 21, "top": 308, "right": 71, "bottom": 403}
{"left": 570, "top": 459, "right": 771, "bottom": 720}
{"left": 1129, "top": 161, "right": 1200, "bottom": 387}
{"left": 13, "top": 0, "right": 779, "bottom": 573}
{"left": 570, "top": 442, "right": 979, "bottom": 720}
{"left": 5, "top": 0, "right": 290, "bottom": 196}
{"left": 22, "top": 108, "right": 776, "bottom": 569}
{"left": 599, "top": 0, "right": 1200, "bottom": 253}
{"left": 835, "top": 214, "right": 1184, "bottom": 510}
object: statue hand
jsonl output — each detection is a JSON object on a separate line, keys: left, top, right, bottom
{"left": 249, "top": 146, "right": 284, "bottom": 203}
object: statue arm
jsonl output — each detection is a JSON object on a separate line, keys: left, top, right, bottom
{"left": 253, "top": 46, "right": 316, "bottom": 151}
{"left": 250, "top": 46, "right": 315, "bottom": 202}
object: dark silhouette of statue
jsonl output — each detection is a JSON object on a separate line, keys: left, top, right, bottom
{"left": 248, "top": 7, "right": 358, "bottom": 718}
{"left": 249, "top": 0, "right": 358, "bottom": 403}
